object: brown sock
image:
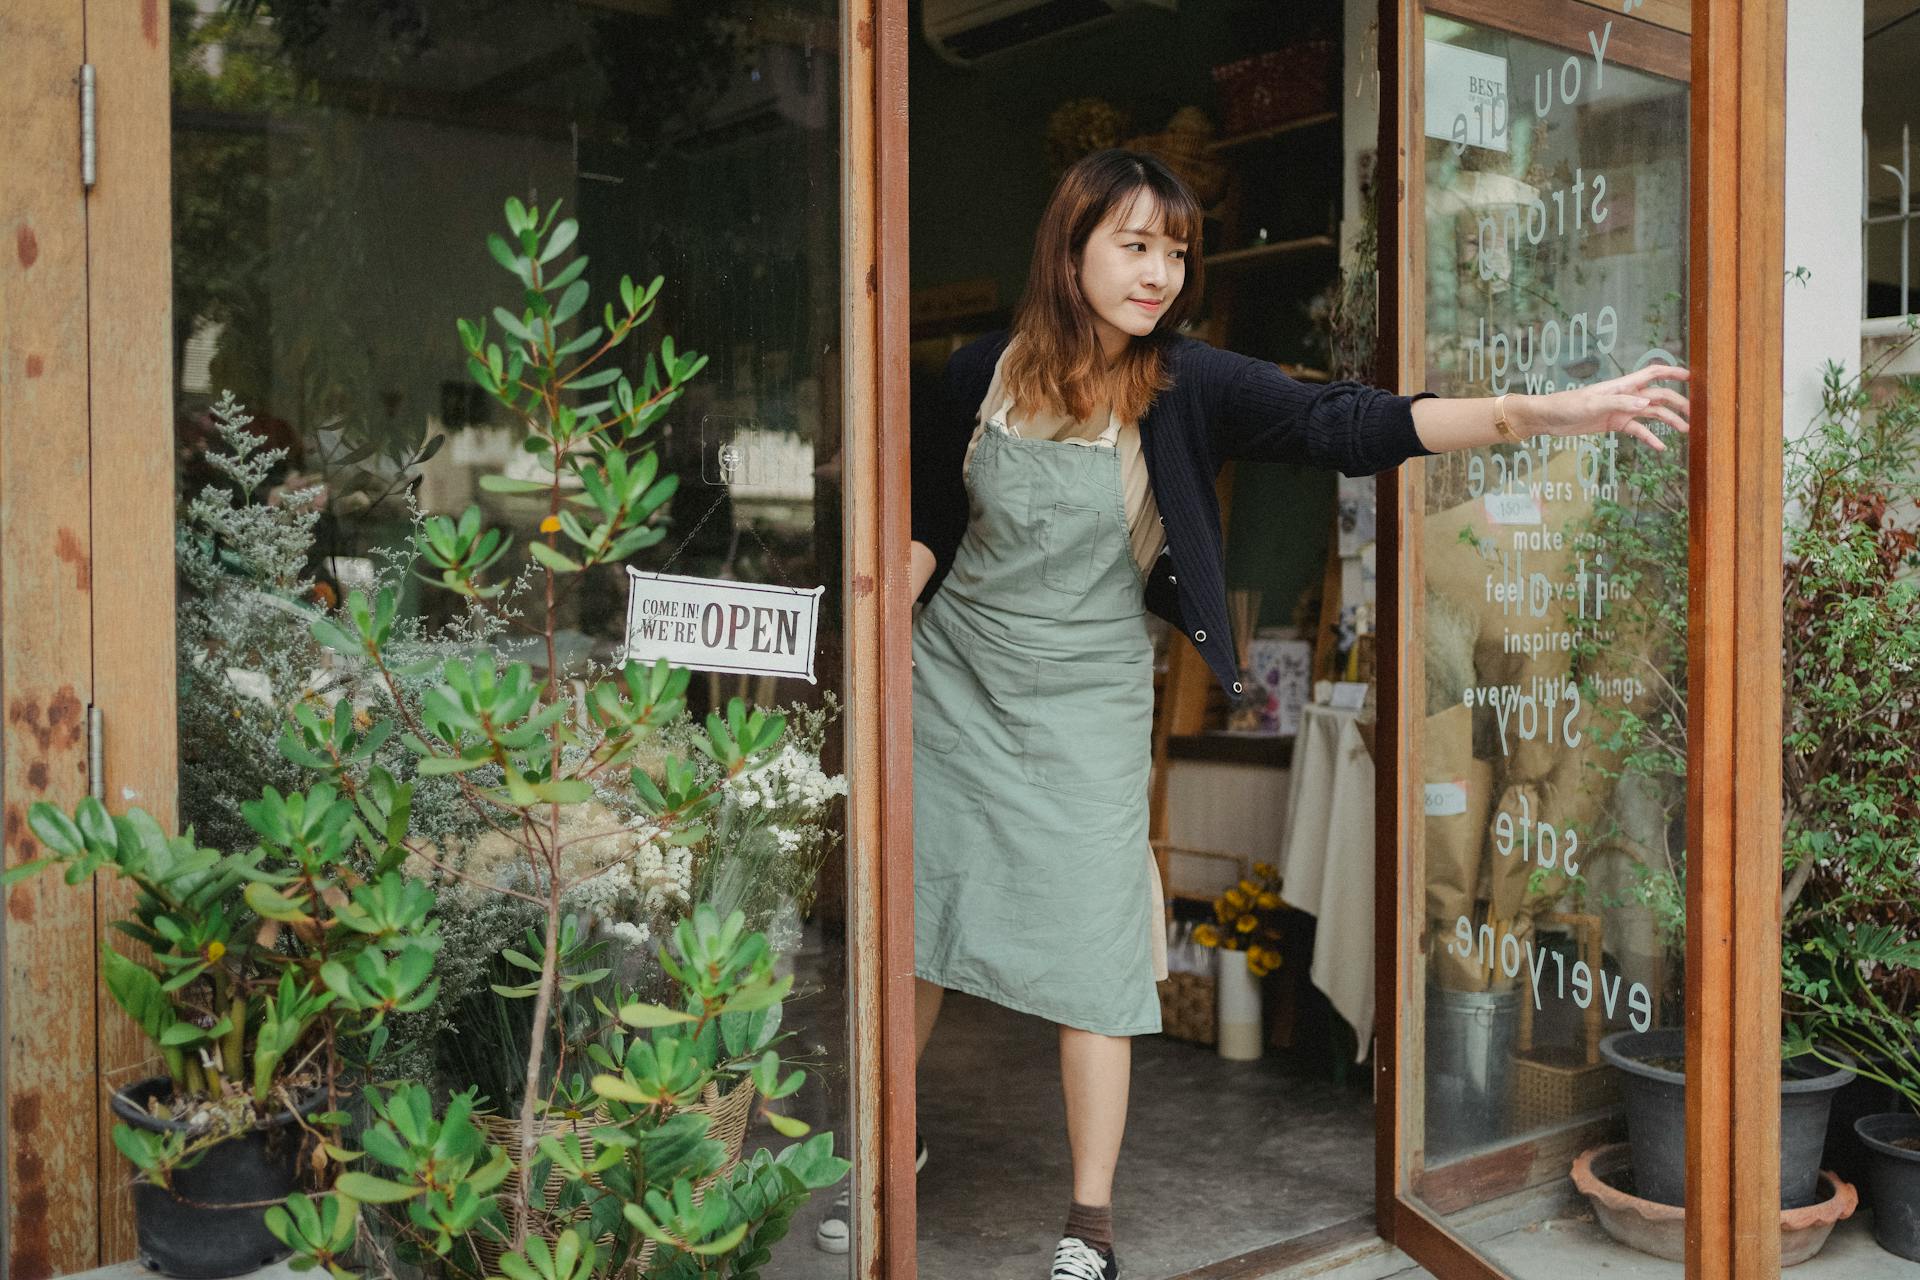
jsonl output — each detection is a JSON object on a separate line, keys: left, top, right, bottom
{"left": 1065, "top": 1201, "right": 1113, "bottom": 1255}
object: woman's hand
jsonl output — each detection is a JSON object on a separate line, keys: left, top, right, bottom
{"left": 1515, "top": 364, "right": 1691, "bottom": 451}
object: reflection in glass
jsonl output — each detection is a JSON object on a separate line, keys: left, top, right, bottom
{"left": 1414, "top": 9, "right": 1689, "bottom": 1210}
{"left": 171, "top": 2, "right": 852, "bottom": 1270}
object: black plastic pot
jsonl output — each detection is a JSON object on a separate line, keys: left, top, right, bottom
{"left": 1599, "top": 1028, "right": 1856, "bottom": 1209}
{"left": 110, "top": 1076, "right": 320, "bottom": 1278}
{"left": 1856, "top": 1112, "right": 1920, "bottom": 1261}
{"left": 1823, "top": 1049, "right": 1907, "bottom": 1206}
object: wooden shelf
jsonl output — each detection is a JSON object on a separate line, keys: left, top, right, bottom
{"left": 1206, "top": 111, "right": 1340, "bottom": 156}
{"left": 1167, "top": 732, "right": 1294, "bottom": 769}
{"left": 1206, "top": 234, "right": 1337, "bottom": 271}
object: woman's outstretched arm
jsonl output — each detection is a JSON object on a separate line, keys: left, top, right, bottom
{"left": 1410, "top": 365, "right": 1691, "bottom": 453}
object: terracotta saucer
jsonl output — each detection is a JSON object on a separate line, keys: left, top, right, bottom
{"left": 1571, "top": 1142, "right": 1857, "bottom": 1266}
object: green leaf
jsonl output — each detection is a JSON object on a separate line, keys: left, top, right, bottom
{"left": 540, "top": 219, "right": 579, "bottom": 265}
{"left": 333, "top": 1172, "right": 425, "bottom": 1204}
{"left": 617, "top": 1001, "right": 698, "bottom": 1028}
{"left": 686, "top": 1222, "right": 749, "bottom": 1256}
{"left": 415, "top": 754, "right": 487, "bottom": 777}
{"left": 531, "top": 778, "right": 594, "bottom": 805}
{"left": 245, "top": 881, "right": 314, "bottom": 923}
{"left": 762, "top": 1110, "right": 811, "bottom": 1138}
{"left": 488, "top": 233, "right": 530, "bottom": 285}
{"left": 589, "top": 1073, "right": 648, "bottom": 1105}
{"left": 0, "top": 857, "right": 54, "bottom": 888}
{"left": 478, "top": 474, "right": 552, "bottom": 494}
{"left": 553, "top": 279, "right": 590, "bottom": 327}
{"left": 528, "top": 541, "right": 583, "bottom": 574}
{"left": 26, "top": 805, "right": 85, "bottom": 857}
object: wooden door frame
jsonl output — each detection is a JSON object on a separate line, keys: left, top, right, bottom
{"left": 1373, "top": 1, "right": 1787, "bottom": 1277}
{"left": 846, "top": 0, "right": 920, "bottom": 1276}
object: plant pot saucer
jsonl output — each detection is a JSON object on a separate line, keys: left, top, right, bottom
{"left": 1571, "top": 1143, "right": 1856, "bottom": 1266}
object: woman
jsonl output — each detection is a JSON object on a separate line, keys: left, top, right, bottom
{"left": 828, "top": 149, "right": 1688, "bottom": 1277}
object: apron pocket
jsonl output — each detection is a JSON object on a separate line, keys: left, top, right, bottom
{"left": 912, "top": 689, "right": 962, "bottom": 754}
{"left": 1022, "top": 656, "right": 1152, "bottom": 806}
{"left": 910, "top": 624, "right": 966, "bottom": 755}
{"left": 1040, "top": 503, "right": 1103, "bottom": 595}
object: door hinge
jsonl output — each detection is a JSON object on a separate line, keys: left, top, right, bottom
{"left": 79, "top": 63, "right": 97, "bottom": 191}
{"left": 88, "top": 704, "right": 104, "bottom": 801}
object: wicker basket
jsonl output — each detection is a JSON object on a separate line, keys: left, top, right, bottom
{"left": 1211, "top": 41, "right": 1338, "bottom": 137}
{"left": 1123, "top": 128, "right": 1229, "bottom": 206}
{"left": 472, "top": 1110, "right": 605, "bottom": 1277}
{"left": 474, "top": 1078, "right": 758, "bottom": 1276}
{"left": 629, "top": 1078, "right": 757, "bottom": 1272}
{"left": 1510, "top": 913, "right": 1619, "bottom": 1131}
{"left": 1157, "top": 970, "right": 1217, "bottom": 1046}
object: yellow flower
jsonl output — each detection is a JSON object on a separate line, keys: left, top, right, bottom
{"left": 1213, "top": 900, "right": 1231, "bottom": 923}
{"left": 1256, "top": 891, "right": 1282, "bottom": 910}
{"left": 1223, "top": 888, "right": 1248, "bottom": 910}
{"left": 1253, "top": 862, "right": 1277, "bottom": 880}
{"left": 206, "top": 941, "right": 226, "bottom": 963}
{"left": 1192, "top": 924, "right": 1220, "bottom": 947}
{"left": 540, "top": 514, "right": 562, "bottom": 534}
{"left": 1238, "top": 878, "right": 1259, "bottom": 896}
{"left": 1247, "top": 958, "right": 1271, "bottom": 978}
{"left": 1236, "top": 914, "right": 1257, "bottom": 933}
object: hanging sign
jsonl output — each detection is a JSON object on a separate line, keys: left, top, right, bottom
{"left": 622, "top": 569, "right": 824, "bottom": 683}
{"left": 1424, "top": 41, "right": 1510, "bottom": 154}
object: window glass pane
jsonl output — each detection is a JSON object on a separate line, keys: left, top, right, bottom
{"left": 172, "top": 2, "right": 854, "bottom": 1269}
{"left": 1410, "top": 9, "right": 1690, "bottom": 1263}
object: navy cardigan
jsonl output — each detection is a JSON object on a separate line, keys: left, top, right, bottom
{"left": 911, "top": 330, "right": 1436, "bottom": 696}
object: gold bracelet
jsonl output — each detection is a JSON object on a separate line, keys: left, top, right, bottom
{"left": 1493, "top": 392, "right": 1523, "bottom": 445}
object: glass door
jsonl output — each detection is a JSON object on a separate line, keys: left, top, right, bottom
{"left": 165, "top": 2, "right": 865, "bottom": 1275}
{"left": 1382, "top": 2, "right": 1696, "bottom": 1273}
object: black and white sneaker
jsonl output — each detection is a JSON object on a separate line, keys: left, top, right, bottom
{"left": 814, "top": 1135, "right": 928, "bottom": 1253}
{"left": 1051, "top": 1236, "right": 1118, "bottom": 1280}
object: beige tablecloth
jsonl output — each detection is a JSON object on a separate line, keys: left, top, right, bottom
{"left": 1276, "top": 703, "right": 1376, "bottom": 1062}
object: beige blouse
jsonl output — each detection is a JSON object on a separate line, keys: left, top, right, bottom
{"left": 966, "top": 346, "right": 1168, "bottom": 575}
{"left": 963, "top": 343, "right": 1171, "bottom": 983}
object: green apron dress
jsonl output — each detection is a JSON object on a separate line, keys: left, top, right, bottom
{"left": 912, "top": 413, "right": 1162, "bottom": 1037}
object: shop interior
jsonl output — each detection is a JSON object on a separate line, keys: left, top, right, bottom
{"left": 903, "top": 2, "right": 1391, "bottom": 1277}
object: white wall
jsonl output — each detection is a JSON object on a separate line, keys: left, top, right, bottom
{"left": 1784, "top": 0, "right": 1865, "bottom": 441}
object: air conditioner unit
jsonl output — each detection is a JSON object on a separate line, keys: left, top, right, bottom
{"left": 923, "top": 0, "right": 1178, "bottom": 67}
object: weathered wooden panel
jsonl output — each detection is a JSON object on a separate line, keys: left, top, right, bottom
{"left": 2, "top": 2, "right": 101, "bottom": 1276}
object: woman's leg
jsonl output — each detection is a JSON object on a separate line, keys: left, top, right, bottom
{"left": 1058, "top": 1025, "right": 1130, "bottom": 1207}
{"left": 915, "top": 977, "right": 946, "bottom": 1064}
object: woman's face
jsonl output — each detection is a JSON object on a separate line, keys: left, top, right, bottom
{"left": 1077, "top": 192, "right": 1188, "bottom": 359}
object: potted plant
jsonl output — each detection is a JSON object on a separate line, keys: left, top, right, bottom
{"left": 1577, "top": 333, "right": 1920, "bottom": 1222}
{"left": 1766, "top": 337, "right": 1920, "bottom": 1259}
{"left": 1193, "top": 862, "right": 1287, "bottom": 1060}
{"left": 8, "top": 195, "right": 853, "bottom": 1278}
{"left": 259, "top": 195, "right": 851, "bottom": 1274}
{"left": 3, "top": 784, "right": 440, "bottom": 1278}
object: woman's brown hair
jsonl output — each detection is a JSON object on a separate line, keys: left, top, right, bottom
{"left": 1004, "top": 149, "right": 1206, "bottom": 425}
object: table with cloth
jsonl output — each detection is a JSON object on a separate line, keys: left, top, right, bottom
{"left": 1275, "top": 702, "right": 1376, "bottom": 1063}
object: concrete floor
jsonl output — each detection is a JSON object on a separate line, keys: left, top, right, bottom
{"left": 760, "top": 969, "right": 1378, "bottom": 1280}
{"left": 741, "top": 906, "right": 1385, "bottom": 1280}
{"left": 909, "top": 991, "right": 1378, "bottom": 1280}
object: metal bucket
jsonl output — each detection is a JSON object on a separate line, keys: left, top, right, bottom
{"left": 1424, "top": 983, "right": 1520, "bottom": 1157}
